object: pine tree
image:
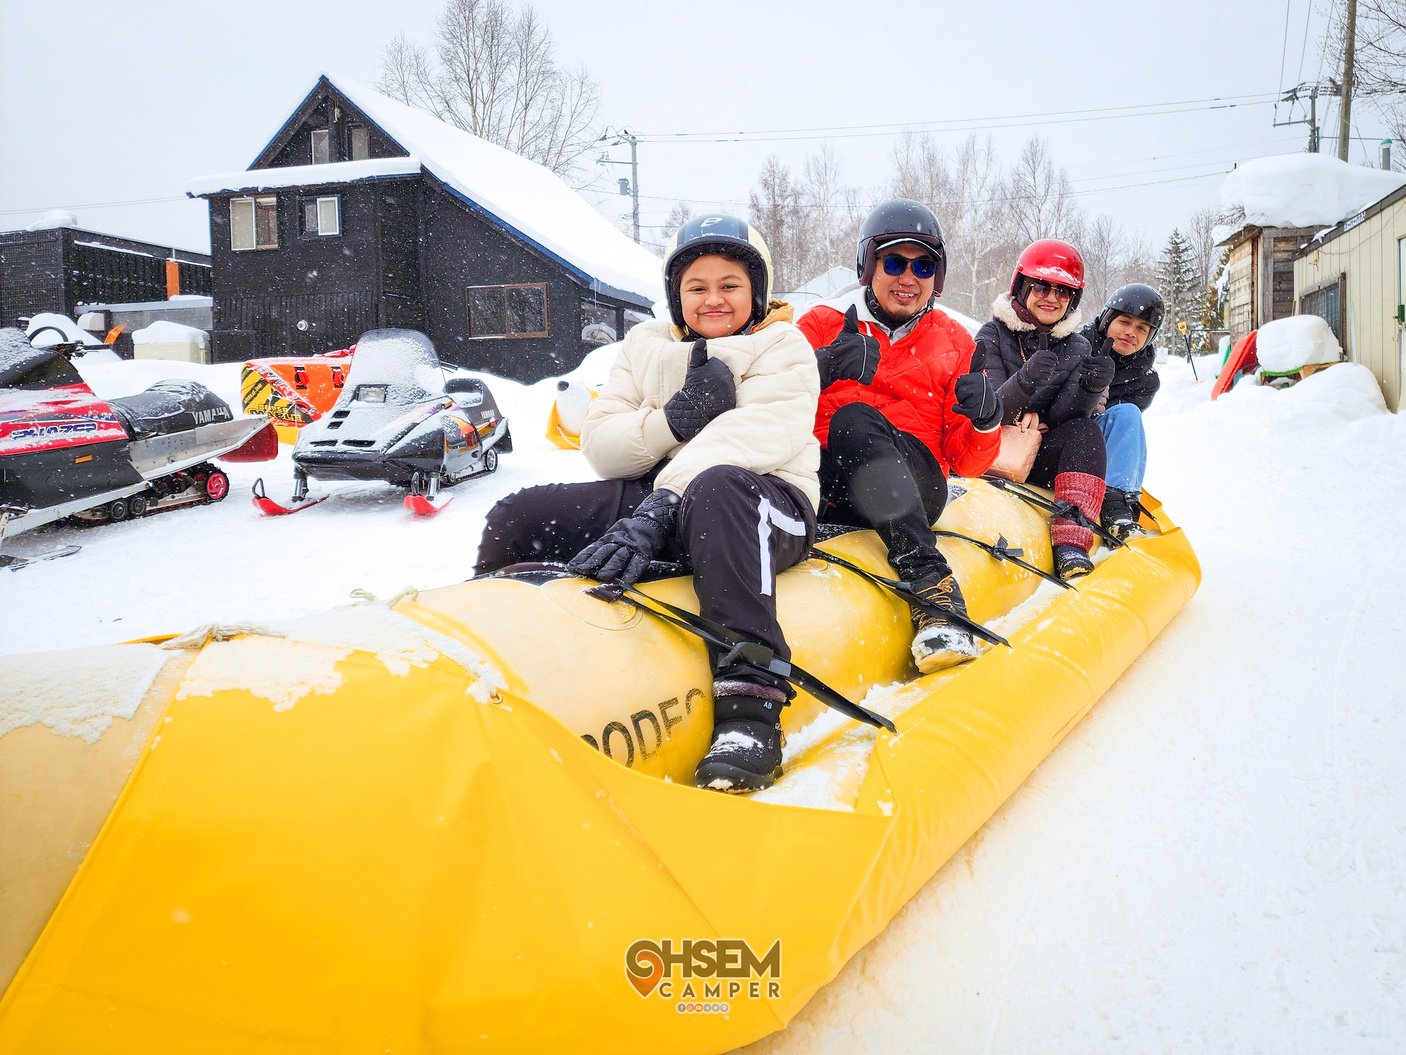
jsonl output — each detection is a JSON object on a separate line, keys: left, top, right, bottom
{"left": 1156, "top": 229, "right": 1200, "bottom": 355}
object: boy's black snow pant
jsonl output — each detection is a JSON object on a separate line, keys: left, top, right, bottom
{"left": 818, "top": 402, "right": 951, "bottom": 584}
{"left": 1027, "top": 415, "right": 1107, "bottom": 488}
{"left": 474, "top": 465, "right": 816, "bottom": 695}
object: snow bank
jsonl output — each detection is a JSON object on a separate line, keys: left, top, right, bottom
{"left": 24, "top": 209, "right": 77, "bottom": 231}
{"left": 1220, "top": 153, "right": 1406, "bottom": 228}
{"left": 132, "top": 320, "right": 209, "bottom": 345}
{"left": 24, "top": 313, "right": 105, "bottom": 349}
{"left": 1255, "top": 315, "right": 1343, "bottom": 373}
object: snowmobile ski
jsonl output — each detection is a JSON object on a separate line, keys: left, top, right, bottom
{"left": 250, "top": 477, "right": 329, "bottom": 517}
{"left": 2, "top": 544, "right": 82, "bottom": 572}
{"left": 403, "top": 492, "right": 454, "bottom": 517}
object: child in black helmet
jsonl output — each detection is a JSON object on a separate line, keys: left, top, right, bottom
{"left": 1080, "top": 283, "right": 1165, "bottom": 540}
{"left": 473, "top": 215, "right": 821, "bottom": 793}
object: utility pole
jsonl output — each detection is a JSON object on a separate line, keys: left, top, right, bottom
{"left": 1277, "top": 83, "right": 1322, "bottom": 152}
{"left": 1339, "top": 0, "right": 1357, "bottom": 162}
{"left": 595, "top": 128, "right": 640, "bottom": 244}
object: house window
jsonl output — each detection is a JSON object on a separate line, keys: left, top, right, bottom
{"left": 230, "top": 196, "right": 279, "bottom": 251}
{"left": 349, "top": 126, "right": 370, "bottom": 161}
{"left": 466, "top": 284, "right": 549, "bottom": 338}
{"left": 311, "top": 128, "right": 330, "bottom": 164}
{"left": 1300, "top": 275, "right": 1346, "bottom": 349}
{"left": 581, "top": 302, "right": 618, "bottom": 345}
{"left": 301, "top": 196, "right": 341, "bottom": 237}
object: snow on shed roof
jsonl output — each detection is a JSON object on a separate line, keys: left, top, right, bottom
{"left": 189, "top": 73, "right": 663, "bottom": 307}
{"left": 1220, "top": 153, "right": 1406, "bottom": 230}
{"left": 187, "top": 158, "right": 422, "bottom": 196}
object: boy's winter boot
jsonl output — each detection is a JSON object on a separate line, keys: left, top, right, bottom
{"left": 909, "top": 570, "right": 980, "bottom": 673}
{"left": 694, "top": 679, "right": 787, "bottom": 792}
{"left": 1053, "top": 543, "right": 1094, "bottom": 581}
{"left": 1100, "top": 487, "right": 1144, "bottom": 542}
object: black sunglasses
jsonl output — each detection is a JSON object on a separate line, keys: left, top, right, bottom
{"left": 880, "top": 253, "right": 939, "bottom": 280}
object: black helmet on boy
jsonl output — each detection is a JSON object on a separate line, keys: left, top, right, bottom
{"left": 663, "top": 215, "right": 773, "bottom": 332}
{"left": 1097, "top": 283, "right": 1166, "bottom": 341}
{"left": 854, "top": 199, "right": 948, "bottom": 293}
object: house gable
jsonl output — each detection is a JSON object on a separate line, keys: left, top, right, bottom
{"left": 253, "top": 77, "right": 407, "bottom": 171}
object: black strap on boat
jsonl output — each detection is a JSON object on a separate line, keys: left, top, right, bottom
{"left": 931, "top": 529, "right": 1072, "bottom": 590}
{"left": 806, "top": 549, "right": 1011, "bottom": 649}
{"left": 586, "top": 582, "right": 896, "bottom": 733}
{"left": 980, "top": 475, "right": 1124, "bottom": 549}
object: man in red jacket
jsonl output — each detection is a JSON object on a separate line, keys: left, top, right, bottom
{"left": 797, "top": 199, "right": 1001, "bottom": 672}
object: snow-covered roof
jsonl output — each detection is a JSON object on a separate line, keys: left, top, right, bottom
{"left": 1220, "top": 153, "right": 1406, "bottom": 230}
{"left": 188, "top": 73, "right": 663, "bottom": 307}
{"left": 186, "top": 158, "right": 422, "bottom": 195}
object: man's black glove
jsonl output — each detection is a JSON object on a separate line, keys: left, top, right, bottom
{"left": 664, "top": 340, "right": 735, "bottom": 442}
{"left": 566, "top": 488, "right": 680, "bottom": 585}
{"left": 814, "top": 304, "right": 879, "bottom": 388}
{"left": 1078, "top": 347, "right": 1116, "bottom": 393}
{"left": 1016, "top": 334, "right": 1059, "bottom": 392}
{"left": 951, "top": 344, "right": 1003, "bottom": 431}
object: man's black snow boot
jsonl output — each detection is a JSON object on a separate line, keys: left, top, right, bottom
{"left": 909, "top": 570, "right": 980, "bottom": 674}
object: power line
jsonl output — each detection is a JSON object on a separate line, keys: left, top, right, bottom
{"left": 0, "top": 194, "right": 189, "bottom": 216}
{"left": 633, "top": 94, "right": 1281, "bottom": 146}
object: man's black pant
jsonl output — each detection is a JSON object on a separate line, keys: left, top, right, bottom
{"left": 819, "top": 402, "right": 950, "bottom": 583}
{"left": 474, "top": 465, "right": 816, "bottom": 692}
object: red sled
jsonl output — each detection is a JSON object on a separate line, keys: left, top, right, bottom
{"left": 1212, "top": 332, "right": 1259, "bottom": 400}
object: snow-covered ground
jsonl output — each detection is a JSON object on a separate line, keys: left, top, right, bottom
{"left": 3, "top": 348, "right": 1404, "bottom": 1053}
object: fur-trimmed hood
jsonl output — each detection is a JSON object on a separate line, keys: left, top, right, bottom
{"left": 991, "top": 292, "right": 1084, "bottom": 340}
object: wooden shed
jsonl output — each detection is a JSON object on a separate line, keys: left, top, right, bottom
{"left": 1217, "top": 223, "right": 1318, "bottom": 340}
{"left": 187, "top": 74, "right": 662, "bottom": 382}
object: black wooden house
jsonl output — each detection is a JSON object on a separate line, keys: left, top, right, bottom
{"left": 0, "top": 226, "right": 211, "bottom": 328}
{"left": 188, "top": 74, "right": 662, "bottom": 382}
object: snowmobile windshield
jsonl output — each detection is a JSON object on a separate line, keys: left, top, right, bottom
{"left": 0, "top": 329, "right": 85, "bottom": 390}
{"left": 341, "top": 330, "right": 444, "bottom": 406}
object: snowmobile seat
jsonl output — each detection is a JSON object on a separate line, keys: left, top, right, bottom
{"left": 110, "top": 380, "right": 233, "bottom": 439}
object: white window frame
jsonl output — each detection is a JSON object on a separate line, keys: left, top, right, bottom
{"left": 301, "top": 195, "right": 341, "bottom": 237}
{"left": 230, "top": 195, "right": 279, "bottom": 251}
{"left": 311, "top": 128, "right": 330, "bottom": 165}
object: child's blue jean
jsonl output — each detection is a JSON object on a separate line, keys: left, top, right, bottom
{"left": 1097, "top": 403, "right": 1147, "bottom": 492}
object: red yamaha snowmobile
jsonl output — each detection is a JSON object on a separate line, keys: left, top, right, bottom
{"left": 252, "top": 329, "right": 511, "bottom": 518}
{"left": 0, "top": 326, "right": 276, "bottom": 569}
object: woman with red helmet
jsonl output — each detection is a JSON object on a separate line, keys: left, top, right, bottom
{"left": 973, "top": 239, "right": 1115, "bottom": 581}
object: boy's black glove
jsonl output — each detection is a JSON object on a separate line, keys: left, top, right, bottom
{"left": 1017, "top": 334, "right": 1059, "bottom": 392}
{"left": 664, "top": 340, "right": 735, "bottom": 442}
{"left": 1078, "top": 347, "right": 1116, "bottom": 392}
{"left": 951, "top": 344, "right": 1003, "bottom": 431}
{"left": 567, "top": 488, "right": 680, "bottom": 586}
{"left": 815, "top": 305, "right": 879, "bottom": 388}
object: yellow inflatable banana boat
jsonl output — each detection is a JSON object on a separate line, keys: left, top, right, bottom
{"left": 0, "top": 479, "right": 1199, "bottom": 1055}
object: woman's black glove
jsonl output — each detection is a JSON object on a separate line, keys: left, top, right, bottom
{"left": 1078, "top": 348, "right": 1116, "bottom": 392}
{"left": 951, "top": 344, "right": 1003, "bottom": 431}
{"left": 1017, "top": 334, "right": 1059, "bottom": 392}
{"left": 664, "top": 340, "right": 735, "bottom": 442}
{"left": 567, "top": 488, "right": 680, "bottom": 585}
{"left": 815, "top": 304, "right": 879, "bottom": 388}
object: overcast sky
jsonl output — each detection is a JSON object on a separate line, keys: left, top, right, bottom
{"left": 0, "top": 0, "right": 1387, "bottom": 260}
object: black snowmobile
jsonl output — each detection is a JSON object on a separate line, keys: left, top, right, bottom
{"left": 252, "top": 328, "right": 511, "bottom": 517}
{"left": 0, "top": 326, "right": 276, "bottom": 569}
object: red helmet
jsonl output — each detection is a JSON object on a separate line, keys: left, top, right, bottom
{"left": 1010, "top": 239, "right": 1085, "bottom": 311}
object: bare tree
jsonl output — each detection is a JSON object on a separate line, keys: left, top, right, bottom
{"left": 748, "top": 155, "right": 803, "bottom": 292}
{"left": 794, "top": 144, "right": 864, "bottom": 282}
{"left": 378, "top": 0, "right": 601, "bottom": 182}
{"left": 1325, "top": 0, "right": 1406, "bottom": 166}
{"left": 1005, "top": 136, "right": 1083, "bottom": 245}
